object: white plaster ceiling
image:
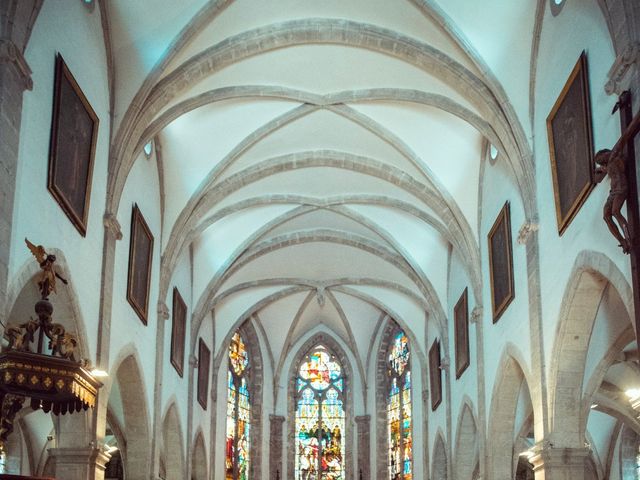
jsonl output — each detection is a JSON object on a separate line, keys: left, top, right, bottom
{"left": 105, "top": 0, "right": 537, "bottom": 364}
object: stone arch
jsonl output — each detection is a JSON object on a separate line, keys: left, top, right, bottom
{"left": 191, "top": 429, "right": 207, "bottom": 480}
{"left": 109, "top": 350, "right": 152, "bottom": 479}
{"left": 454, "top": 398, "right": 479, "bottom": 480}
{"left": 487, "top": 348, "right": 532, "bottom": 480}
{"left": 548, "top": 251, "right": 633, "bottom": 448}
{"left": 432, "top": 430, "right": 448, "bottom": 480}
{"left": 161, "top": 401, "right": 186, "bottom": 480}
{"left": 375, "top": 318, "right": 420, "bottom": 480}
{"left": 286, "top": 331, "right": 355, "bottom": 480}
{"left": 214, "top": 318, "right": 264, "bottom": 480}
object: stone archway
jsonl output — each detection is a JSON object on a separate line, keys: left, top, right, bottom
{"left": 548, "top": 251, "right": 632, "bottom": 448}
{"left": 110, "top": 353, "right": 152, "bottom": 479}
{"left": 162, "top": 402, "right": 186, "bottom": 480}
{"left": 454, "top": 400, "right": 478, "bottom": 480}
{"left": 432, "top": 431, "right": 448, "bottom": 480}
{"left": 487, "top": 349, "right": 532, "bottom": 480}
{"left": 191, "top": 430, "right": 207, "bottom": 480}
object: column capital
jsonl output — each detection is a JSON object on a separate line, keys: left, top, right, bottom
{"left": 0, "top": 39, "right": 32, "bottom": 91}
{"left": 355, "top": 415, "right": 371, "bottom": 425}
{"left": 470, "top": 306, "right": 483, "bottom": 324}
{"left": 517, "top": 221, "right": 539, "bottom": 245}
{"left": 529, "top": 445, "right": 590, "bottom": 474}
{"left": 269, "top": 414, "right": 285, "bottom": 424}
{"left": 157, "top": 301, "right": 169, "bottom": 321}
{"left": 103, "top": 213, "right": 123, "bottom": 240}
{"left": 48, "top": 446, "right": 111, "bottom": 472}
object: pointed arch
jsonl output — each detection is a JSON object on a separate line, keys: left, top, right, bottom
{"left": 487, "top": 347, "right": 532, "bottom": 480}
{"left": 214, "top": 319, "right": 264, "bottom": 480}
{"left": 109, "top": 350, "right": 152, "bottom": 479}
{"left": 287, "top": 331, "right": 355, "bottom": 480}
{"left": 548, "top": 251, "right": 633, "bottom": 447}
{"left": 162, "top": 401, "right": 186, "bottom": 480}
{"left": 454, "top": 398, "right": 479, "bottom": 480}
{"left": 432, "top": 430, "right": 448, "bottom": 480}
{"left": 191, "top": 429, "right": 207, "bottom": 480}
{"left": 376, "top": 319, "right": 414, "bottom": 480}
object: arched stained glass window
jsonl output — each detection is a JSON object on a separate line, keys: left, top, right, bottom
{"left": 295, "top": 346, "right": 345, "bottom": 480}
{"left": 388, "top": 330, "right": 412, "bottom": 480}
{"left": 226, "top": 331, "right": 250, "bottom": 480}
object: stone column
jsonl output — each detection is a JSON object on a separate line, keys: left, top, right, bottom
{"left": 269, "top": 415, "right": 285, "bottom": 480}
{"left": 47, "top": 447, "right": 110, "bottom": 480}
{"left": 0, "top": 39, "right": 31, "bottom": 324}
{"left": 530, "top": 446, "right": 590, "bottom": 480}
{"left": 355, "top": 415, "right": 370, "bottom": 480}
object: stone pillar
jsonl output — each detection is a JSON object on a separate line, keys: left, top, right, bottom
{"left": 530, "top": 446, "right": 590, "bottom": 480}
{"left": 47, "top": 447, "right": 110, "bottom": 480}
{"left": 355, "top": 415, "right": 370, "bottom": 480}
{"left": 0, "top": 39, "right": 31, "bottom": 324}
{"left": 269, "top": 415, "right": 285, "bottom": 480}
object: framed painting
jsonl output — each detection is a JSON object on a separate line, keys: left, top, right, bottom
{"left": 454, "top": 288, "right": 470, "bottom": 379}
{"left": 429, "top": 339, "right": 442, "bottom": 411}
{"left": 488, "top": 202, "right": 515, "bottom": 322}
{"left": 48, "top": 53, "right": 99, "bottom": 237}
{"left": 126, "top": 204, "right": 154, "bottom": 324}
{"left": 197, "top": 338, "right": 211, "bottom": 410}
{"left": 546, "top": 51, "right": 595, "bottom": 235}
{"left": 170, "top": 287, "right": 187, "bottom": 377}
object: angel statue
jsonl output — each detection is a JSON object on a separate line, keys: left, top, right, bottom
{"left": 25, "top": 238, "right": 68, "bottom": 299}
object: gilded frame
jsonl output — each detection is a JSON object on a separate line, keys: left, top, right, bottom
{"left": 546, "top": 51, "right": 595, "bottom": 235}
{"left": 488, "top": 202, "right": 515, "bottom": 322}
{"left": 454, "top": 288, "right": 470, "bottom": 379}
{"left": 126, "top": 205, "right": 154, "bottom": 324}
{"left": 47, "top": 53, "right": 99, "bottom": 237}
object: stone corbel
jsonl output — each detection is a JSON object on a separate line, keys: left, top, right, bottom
{"left": 439, "top": 357, "right": 450, "bottom": 371}
{"left": 189, "top": 354, "right": 198, "bottom": 368}
{"left": 517, "top": 221, "right": 539, "bottom": 245}
{"left": 605, "top": 42, "right": 640, "bottom": 96}
{"left": 0, "top": 39, "right": 33, "bottom": 91}
{"left": 157, "top": 301, "right": 169, "bottom": 321}
{"left": 103, "top": 213, "right": 123, "bottom": 240}
{"left": 470, "top": 306, "right": 483, "bottom": 324}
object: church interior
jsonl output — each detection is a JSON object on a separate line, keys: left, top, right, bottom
{"left": 1, "top": 0, "right": 640, "bottom": 479}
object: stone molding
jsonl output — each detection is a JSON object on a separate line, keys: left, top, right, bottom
{"left": 605, "top": 42, "right": 640, "bottom": 95}
{"left": 47, "top": 446, "right": 111, "bottom": 473}
{"left": 0, "top": 39, "right": 32, "bottom": 90}
{"left": 529, "top": 445, "right": 591, "bottom": 473}
{"left": 157, "top": 301, "right": 169, "bottom": 321}
{"left": 103, "top": 213, "right": 123, "bottom": 240}
{"left": 517, "top": 221, "right": 539, "bottom": 245}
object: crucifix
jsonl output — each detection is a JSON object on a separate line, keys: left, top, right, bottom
{"left": 595, "top": 90, "right": 640, "bottom": 350}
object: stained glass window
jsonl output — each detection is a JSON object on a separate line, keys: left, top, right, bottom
{"left": 226, "top": 331, "right": 250, "bottom": 480}
{"left": 295, "top": 346, "right": 345, "bottom": 480}
{"left": 387, "top": 330, "right": 412, "bottom": 480}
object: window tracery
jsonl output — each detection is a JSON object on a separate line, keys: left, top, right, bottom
{"left": 226, "top": 331, "right": 251, "bottom": 480}
{"left": 295, "top": 345, "right": 345, "bottom": 480}
{"left": 387, "top": 330, "right": 412, "bottom": 480}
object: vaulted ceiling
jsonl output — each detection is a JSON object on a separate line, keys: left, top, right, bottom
{"left": 104, "top": 0, "right": 539, "bottom": 369}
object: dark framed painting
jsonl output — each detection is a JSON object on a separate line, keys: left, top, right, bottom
{"left": 454, "top": 288, "right": 470, "bottom": 379}
{"left": 48, "top": 53, "right": 99, "bottom": 237}
{"left": 488, "top": 202, "right": 515, "bottom": 323}
{"left": 429, "top": 339, "right": 442, "bottom": 411}
{"left": 546, "top": 51, "right": 595, "bottom": 235}
{"left": 197, "top": 338, "right": 211, "bottom": 410}
{"left": 126, "top": 204, "right": 154, "bottom": 324}
{"left": 170, "top": 287, "right": 187, "bottom": 377}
